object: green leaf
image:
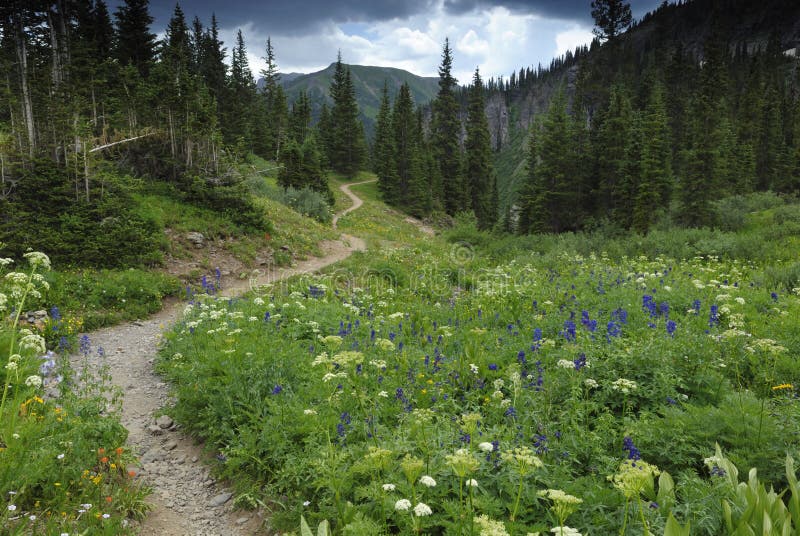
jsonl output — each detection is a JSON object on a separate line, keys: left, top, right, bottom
{"left": 317, "top": 519, "right": 331, "bottom": 536}
{"left": 663, "top": 512, "right": 690, "bottom": 536}
{"left": 300, "top": 515, "right": 314, "bottom": 536}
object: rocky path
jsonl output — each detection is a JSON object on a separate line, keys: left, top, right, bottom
{"left": 75, "top": 181, "right": 372, "bottom": 535}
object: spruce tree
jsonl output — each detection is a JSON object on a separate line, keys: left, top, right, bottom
{"left": 594, "top": 84, "right": 633, "bottom": 225}
{"left": 633, "top": 81, "right": 672, "bottom": 232}
{"left": 465, "top": 67, "right": 495, "bottom": 229}
{"left": 373, "top": 82, "right": 397, "bottom": 203}
{"left": 328, "top": 53, "right": 364, "bottom": 176}
{"left": 591, "top": 0, "right": 633, "bottom": 41}
{"left": 289, "top": 91, "right": 311, "bottom": 144}
{"left": 113, "top": 0, "right": 156, "bottom": 77}
{"left": 261, "top": 37, "right": 288, "bottom": 158}
{"left": 524, "top": 89, "right": 579, "bottom": 233}
{"left": 431, "top": 38, "right": 466, "bottom": 215}
{"left": 392, "top": 82, "right": 428, "bottom": 216}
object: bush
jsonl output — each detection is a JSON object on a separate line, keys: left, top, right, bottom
{"left": 0, "top": 159, "right": 162, "bottom": 268}
{"left": 711, "top": 191, "right": 784, "bottom": 231}
{"left": 180, "top": 174, "right": 273, "bottom": 233}
{"left": 279, "top": 187, "right": 333, "bottom": 223}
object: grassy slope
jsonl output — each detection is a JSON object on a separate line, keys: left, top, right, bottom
{"left": 156, "top": 168, "right": 800, "bottom": 534}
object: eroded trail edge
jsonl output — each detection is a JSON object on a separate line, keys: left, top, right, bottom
{"left": 77, "top": 180, "right": 374, "bottom": 536}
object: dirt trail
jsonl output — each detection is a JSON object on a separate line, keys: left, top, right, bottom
{"left": 75, "top": 181, "right": 372, "bottom": 536}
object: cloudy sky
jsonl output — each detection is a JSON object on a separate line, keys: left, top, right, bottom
{"left": 132, "top": 0, "right": 662, "bottom": 83}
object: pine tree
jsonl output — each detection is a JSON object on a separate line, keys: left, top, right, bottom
{"left": 261, "top": 37, "right": 288, "bottom": 158}
{"left": 632, "top": 81, "right": 672, "bottom": 232}
{"left": 328, "top": 53, "right": 364, "bottom": 176}
{"left": 594, "top": 84, "right": 633, "bottom": 225}
{"left": 113, "top": 0, "right": 156, "bottom": 77}
{"left": 524, "top": 89, "right": 580, "bottom": 233}
{"left": 591, "top": 0, "right": 633, "bottom": 41}
{"left": 289, "top": 91, "right": 311, "bottom": 144}
{"left": 431, "top": 38, "right": 466, "bottom": 215}
{"left": 373, "top": 82, "right": 397, "bottom": 202}
{"left": 225, "top": 29, "right": 255, "bottom": 149}
{"left": 392, "top": 82, "right": 428, "bottom": 216}
{"left": 677, "top": 29, "right": 727, "bottom": 227}
{"left": 465, "top": 67, "right": 495, "bottom": 229}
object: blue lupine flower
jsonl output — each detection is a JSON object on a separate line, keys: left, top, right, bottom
{"left": 642, "top": 295, "right": 657, "bottom": 317}
{"left": 607, "top": 321, "right": 621, "bottom": 340}
{"left": 488, "top": 363, "right": 497, "bottom": 371}
{"left": 533, "top": 328, "right": 542, "bottom": 341}
{"left": 666, "top": 396, "right": 677, "bottom": 405}
{"left": 771, "top": 292, "right": 779, "bottom": 301}
{"left": 623, "top": 436, "right": 641, "bottom": 461}
{"left": 517, "top": 350, "right": 526, "bottom": 364}
{"left": 573, "top": 354, "right": 588, "bottom": 371}
{"left": 666, "top": 320, "right": 677, "bottom": 336}
{"left": 533, "top": 434, "right": 548, "bottom": 454}
{"left": 710, "top": 466, "right": 727, "bottom": 477}
{"left": 611, "top": 308, "right": 628, "bottom": 324}
{"left": 692, "top": 299, "right": 701, "bottom": 314}
{"left": 79, "top": 335, "right": 91, "bottom": 356}
{"left": 50, "top": 306, "right": 61, "bottom": 322}
{"left": 709, "top": 305, "right": 720, "bottom": 328}
{"left": 58, "top": 336, "right": 71, "bottom": 352}
{"left": 561, "top": 320, "right": 576, "bottom": 342}
{"left": 264, "top": 311, "right": 271, "bottom": 321}
{"left": 272, "top": 385, "right": 283, "bottom": 395}
{"left": 504, "top": 406, "right": 517, "bottom": 418}
{"left": 659, "top": 302, "right": 670, "bottom": 317}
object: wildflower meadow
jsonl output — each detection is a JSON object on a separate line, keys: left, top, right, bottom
{"left": 0, "top": 248, "right": 150, "bottom": 535}
{"left": 157, "top": 236, "right": 800, "bottom": 535}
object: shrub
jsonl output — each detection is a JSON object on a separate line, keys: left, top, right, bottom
{"left": 279, "top": 187, "right": 333, "bottom": 223}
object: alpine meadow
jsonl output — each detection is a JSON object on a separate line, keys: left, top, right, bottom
{"left": 1, "top": 0, "right": 800, "bottom": 535}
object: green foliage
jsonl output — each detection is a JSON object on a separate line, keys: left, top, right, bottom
{"left": 0, "top": 159, "right": 162, "bottom": 268}
{"left": 465, "top": 68, "right": 497, "bottom": 230}
{"left": 279, "top": 187, "right": 333, "bottom": 223}
{"left": 0, "top": 250, "right": 149, "bottom": 534}
{"left": 157, "top": 189, "right": 800, "bottom": 535}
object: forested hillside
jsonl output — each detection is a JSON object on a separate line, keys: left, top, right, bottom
{"left": 260, "top": 63, "right": 440, "bottom": 136}
{"left": 489, "top": 0, "right": 800, "bottom": 233}
{"left": 0, "top": 1, "right": 366, "bottom": 266}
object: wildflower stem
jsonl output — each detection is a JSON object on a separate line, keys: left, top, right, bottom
{"left": 0, "top": 266, "right": 36, "bottom": 419}
{"left": 636, "top": 496, "right": 649, "bottom": 536}
{"left": 511, "top": 477, "right": 524, "bottom": 522}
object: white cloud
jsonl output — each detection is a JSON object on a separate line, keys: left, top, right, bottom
{"left": 555, "top": 25, "right": 594, "bottom": 57}
{"left": 219, "top": 5, "right": 591, "bottom": 88}
{"left": 457, "top": 29, "right": 489, "bottom": 56}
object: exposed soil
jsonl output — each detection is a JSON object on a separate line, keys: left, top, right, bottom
{"left": 73, "top": 181, "right": 372, "bottom": 535}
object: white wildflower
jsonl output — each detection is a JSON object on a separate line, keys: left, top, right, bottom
{"left": 557, "top": 359, "right": 574, "bottom": 369}
{"left": 382, "top": 483, "right": 396, "bottom": 492}
{"left": 25, "top": 374, "right": 42, "bottom": 389}
{"left": 303, "top": 409, "right": 317, "bottom": 415}
{"left": 584, "top": 378, "right": 599, "bottom": 389}
{"left": 469, "top": 363, "right": 479, "bottom": 374}
{"left": 478, "top": 442, "right": 494, "bottom": 453}
{"left": 419, "top": 475, "right": 437, "bottom": 487}
{"left": 413, "top": 502, "right": 433, "bottom": 517}
{"left": 465, "top": 478, "right": 479, "bottom": 487}
{"left": 394, "top": 499, "right": 411, "bottom": 511}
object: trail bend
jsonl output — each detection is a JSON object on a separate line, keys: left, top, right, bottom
{"left": 75, "top": 179, "right": 374, "bottom": 535}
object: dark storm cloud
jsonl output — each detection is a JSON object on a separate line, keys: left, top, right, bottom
{"left": 442, "top": 0, "right": 663, "bottom": 22}
{"left": 144, "top": 0, "right": 662, "bottom": 32}
{"left": 147, "top": 0, "right": 435, "bottom": 33}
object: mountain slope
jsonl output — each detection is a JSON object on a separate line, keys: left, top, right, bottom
{"left": 260, "top": 64, "right": 439, "bottom": 136}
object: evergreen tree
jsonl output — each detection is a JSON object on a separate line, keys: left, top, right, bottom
{"left": 278, "top": 139, "right": 303, "bottom": 189}
{"left": 225, "top": 29, "right": 255, "bottom": 148}
{"left": 261, "top": 37, "right": 288, "bottom": 158}
{"left": 392, "top": 83, "right": 428, "bottom": 216}
{"left": 594, "top": 84, "right": 633, "bottom": 224}
{"left": 373, "top": 82, "right": 397, "bottom": 202}
{"left": 113, "top": 0, "right": 156, "bottom": 77}
{"left": 677, "top": 30, "right": 727, "bottom": 227}
{"left": 301, "top": 134, "right": 333, "bottom": 203}
{"left": 431, "top": 38, "right": 466, "bottom": 215}
{"left": 632, "top": 81, "right": 672, "bottom": 232}
{"left": 523, "top": 89, "right": 581, "bottom": 233}
{"left": 328, "top": 53, "right": 364, "bottom": 176}
{"left": 591, "top": 0, "right": 633, "bottom": 41}
{"left": 465, "top": 67, "right": 495, "bottom": 229}
{"left": 289, "top": 91, "right": 311, "bottom": 144}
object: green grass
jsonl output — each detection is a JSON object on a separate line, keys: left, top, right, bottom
{"left": 154, "top": 181, "right": 800, "bottom": 535}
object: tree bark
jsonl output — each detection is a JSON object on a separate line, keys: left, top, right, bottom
{"left": 13, "top": 9, "right": 35, "bottom": 157}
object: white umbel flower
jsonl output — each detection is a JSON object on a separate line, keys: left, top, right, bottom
{"left": 413, "top": 502, "right": 432, "bottom": 516}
